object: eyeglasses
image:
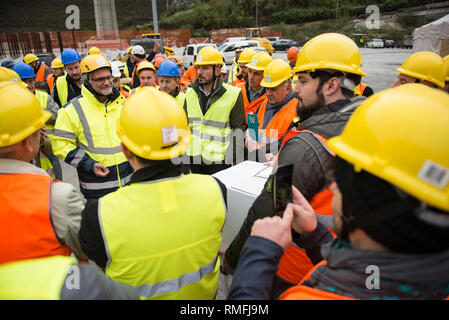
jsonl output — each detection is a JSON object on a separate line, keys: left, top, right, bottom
{"left": 90, "top": 75, "right": 113, "bottom": 83}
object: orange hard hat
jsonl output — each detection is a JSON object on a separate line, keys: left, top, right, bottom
{"left": 154, "top": 56, "right": 165, "bottom": 68}
{"left": 287, "top": 46, "right": 300, "bottom": 63}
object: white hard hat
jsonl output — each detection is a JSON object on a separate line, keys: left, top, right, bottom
{"left": 221, "top": 65, "right": 227, "bottom": 74}
{"left": 111, "top": 60, "right": 125, "bottom": 72}
{"left": 110, "top": 61, "right": 121, "bottom": 78}
{"left": 131, "top": 45, "right": 145, "bottom": 55}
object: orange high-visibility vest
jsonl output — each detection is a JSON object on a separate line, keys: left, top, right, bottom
{"left": 237, "top": 82, "right": 267, "bottom": 119}
{"left": 182, "top": 66, "right": 198, "bottom": 84}
{"left": 0, "top": 174, "right": 72, "bottom": 264}
{"left": 36, "top": 64, "right": 49, "bottom": 82}
{"left": 232, "top": 72, "right": 245, "bottom": 87}
{"left": 281, "top": 260, "right": 449, "bottom": 300}
{"left": 275, "top": 129, "right": 335, "bottom": 284}
{"left": 256, "top": 98, "right": 298, "bottom": 146}
{"left": 46, "top": 74, "right": 56, "bottom": 93}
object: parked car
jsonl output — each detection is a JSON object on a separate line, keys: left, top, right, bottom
{"left": 367, "top": 39, "right": 384, "bottom": 48}
{"left": 400, "top": 35, "right": 413, "bottom": 49}
{"left": 218, "top": 40, "right": 260, "bottom": 65}
{"left": 272, "top": 39, "right": 299, "bottom": 52}
{"left": 266, "top": 36, "right": 281, "bottom": 44}
{"left": 384, "top": 40, "right": 395, "bottom": 48}
{"left": 182, "top": 43, "right": 218, "bottom": 68}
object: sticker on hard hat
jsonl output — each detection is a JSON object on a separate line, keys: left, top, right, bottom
{"left": 97, "top": 59, "right": 105, "bottom": 66}
{"left": 197, "top": 56, "right": 202, "bottom": 63}
{"left": 265, "top": 75, "right": 271, "bottom": 82}
{"left": 417, "top": 160, "right": 449, "bottom": 189}
{"left": 252, "top": 59, "right": 258, "bottom": 66}
{"left": 162, "top": 125, "right": 179, "bottom": 145}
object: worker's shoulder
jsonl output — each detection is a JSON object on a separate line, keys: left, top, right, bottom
{"left": 50, "top": 181, "right": 84, "bottom": 210}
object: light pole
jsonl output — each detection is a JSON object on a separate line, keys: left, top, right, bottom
{"left": 152, "top": 0, "right": 159, "bottom": 33}
{"left": 256, "top": 0, "right": 258, "bottom": 27}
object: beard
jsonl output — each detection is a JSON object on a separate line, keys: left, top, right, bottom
{"left": 296, "top": 88, "right": 325, "bottom": 121}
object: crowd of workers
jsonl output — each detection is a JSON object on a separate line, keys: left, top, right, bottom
{"left": 0, "top": 31, "right": 449, "bottom": 300}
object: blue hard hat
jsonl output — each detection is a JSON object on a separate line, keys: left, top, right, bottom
{"left": 1, "top": 59, "right": 14, "bottom": 68}
{"left": 157, "top": 60, "right": 180, "bottom": 77}
{"left": 12, "top": 62, "right": 36, "bottom": 79}
{"left": 61, "top": 48, "right": 81, "bottom": 65}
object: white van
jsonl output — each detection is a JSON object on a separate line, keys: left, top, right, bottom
{"left": 182, "top": 43, "right": 218, "bottom": 68}
{"left": 218, "top": 40, "right": 260, "bottom": 65}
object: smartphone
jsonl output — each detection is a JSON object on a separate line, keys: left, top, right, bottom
{"left": 272, "top": 163, "right": 293, "bottom": 217}
{"left": 247, "top": 112, "right": 259, "bottom": 142}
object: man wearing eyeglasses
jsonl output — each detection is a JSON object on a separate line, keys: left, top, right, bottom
{"left": 52, "top": 54, "right": 133, "bottom": 200}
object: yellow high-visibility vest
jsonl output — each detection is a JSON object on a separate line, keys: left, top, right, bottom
{"left": 185, "top": 83, "right": 240, "bottom": 162}
{"left": 99, "top": 173, "right": 226, "bottom": 300}
{"left": 0, "top": 256, "right": 76, "bottom": 300}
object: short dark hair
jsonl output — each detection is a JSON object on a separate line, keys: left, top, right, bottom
{"left": 309, "top": 70, "right": 361, "bottom": 98}
{"left": 134, "top": 154, "right": 172, "bottom": 167}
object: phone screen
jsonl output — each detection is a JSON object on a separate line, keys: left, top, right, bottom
{"left": 272, "top": 164, "right": 293, "bottom": 217}
{"left": 247, "top": 113, "right": 259, "bottom": 142}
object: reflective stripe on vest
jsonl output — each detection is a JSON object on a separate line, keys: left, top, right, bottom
{"left": 185, "top": 84, "right": 240, "bottom": 162}
{"left": 256, "top": 98, "right": 298, "bottom": 145}
{"left": 71, "top": 98, "right": 122, "bottom": 155}
{"left": 99, "top": 174, "right": 225, "bottom": 299}
{"left": 0, "top": 174, "right": 72, "bottom": 264}
{"left": 276, "top": 129, "right": 335, "bottom": 284}
{"left": 55, "top": 76, "right": 69, "bottom": 107}
{"left": 35, "top": 89, "right": 55, "bottom": 137}
{"left": 0, "top": 256, "right": 77, "bottom": 300}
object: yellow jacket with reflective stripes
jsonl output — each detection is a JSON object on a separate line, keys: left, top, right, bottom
{"left": 99, "top": 173, "right": 226, "bottom": 300}
{"left": 52, "top": 85, "right": 132, "bottom": 198}
{"left": 0, "top": 256, "right": 76, "bottom": 300}
{"left": 185, "top": 83, "right": 240, "bottom": 162}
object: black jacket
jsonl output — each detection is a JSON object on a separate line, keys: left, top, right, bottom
{"left": 51, "top": 74, "right": 82, "bottom": 108}
{"left": 225, "top": 96, "right": 366, "bottom": 269}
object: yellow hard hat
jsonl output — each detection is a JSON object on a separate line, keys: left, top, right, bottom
{"left": 80, "top": 54, "right": 111, "bottom": 74}
{"left": 260, "top": 59, "right": 292, "bottom": 88}
{"left": 293, "top": 33, "right": 365, "bottom": 76}
{"left": 50, "top": 58, "right": 64, "bottom": 69}
{"left": 247, "top": 51, "right": 273, "bottom": 71}
{"left": 126, "top": 46, "right": 134, "bottom": 55}
{"left": 0, "top": 66, "right": 26, "bottom": 87}
{"left": 88, "top": 47, "right": 102, "bottom": 55}
{"left": 23, "top": 54, "right": 39, "bottom": 65}
{"left": 0, "top": 82, "right": 51, "bottom": 147}
{"left": 195, "top": 46, "right": 224, "bottom": 66}
{"left": 116, "top": 86, "right": 190, "bottom": 160}
{"left": 442, "top": 55, "right": 449, "bottom": 82}
{"left": 237, "top": 48, "right": 257, "bottom": 64}
{"left": 136, "top": 60, "right": 156, "bottom": 76}
{"left": 396, "top": 51, "right": 445, "bottom": 88}
{"left": 328, "top": 83, "right": 449, "bottom": 211}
